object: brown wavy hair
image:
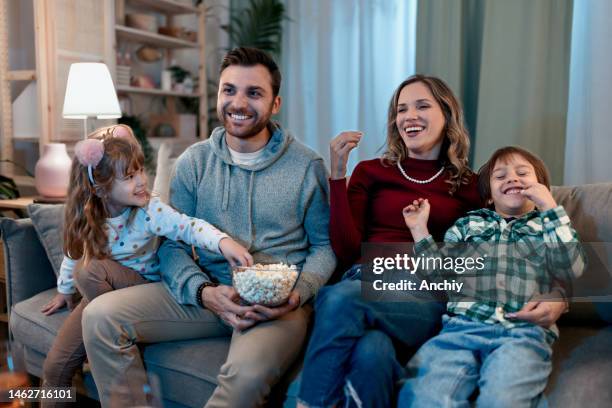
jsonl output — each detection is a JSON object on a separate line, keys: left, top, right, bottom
{"left": 63, "top": 125, "right": 145, "bottom": 264}
{"left": 381, "top": 74, "right": 473, "bottom": 195}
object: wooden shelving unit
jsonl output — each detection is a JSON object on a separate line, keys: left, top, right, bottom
{"left": 128, "top": 0, "right": 197, "bottom": 14}
{"left": 116, "top": 25, "right": 198, "bottom": 49}
{"left": 116, "top": 85, "right": 199, "bottom": 98}
{"left": 114, "top": 0, "right": 208, "bottom": 139}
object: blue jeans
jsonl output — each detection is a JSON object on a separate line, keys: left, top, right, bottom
{"left": 399, "top": 315, "right": 554, "bottom": 408}
{"left": 298, "top": 265, "right": 445, "bottom": 408}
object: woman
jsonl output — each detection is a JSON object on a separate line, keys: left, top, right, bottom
{"left": 297, "top": 75, "right": 568, "bottom": 408}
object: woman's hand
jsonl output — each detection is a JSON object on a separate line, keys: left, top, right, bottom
{"left": 41, "top": 292, "right": 76, "bottom": 316}
{"left": 219, "top": 238, "right": 254, "bottom": 267}
{"left": 402, "top": 198, "right": 431, "bottom": 242}
{"left": 505, "top": 291, "right": 567, "bottom": 328}
{"left": 330, "top": 131, "right": 362, "bottom": 179}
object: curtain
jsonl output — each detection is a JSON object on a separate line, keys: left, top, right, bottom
{"left": 416, "top": 0, "right": 573, "bottom": 185}
{"left": 564, "top": 0, "right": 612, "bottom": 185}
{"left": 280, "top": 0, "right": 417, "bottom": 172}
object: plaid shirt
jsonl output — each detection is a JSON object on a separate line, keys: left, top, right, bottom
{"left": 414, "top": 206, "right": 586, "bottom": 338}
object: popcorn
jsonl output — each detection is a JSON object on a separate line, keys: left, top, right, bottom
{"left": 233, "top": 263, "right": 299, "bottom": 306}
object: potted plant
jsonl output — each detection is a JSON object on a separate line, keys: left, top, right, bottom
{"left": 223, "top": 0, "right": 289, "bottom": 57}
{"left": 0, "top": 159, "right": 33, "bottom": 199}
{"left": 118, "top": 116, "right": 155, "bottom": 172}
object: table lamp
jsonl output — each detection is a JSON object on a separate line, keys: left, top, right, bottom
{"left": 62, "top": 63, "right": 122, "bottom": 138}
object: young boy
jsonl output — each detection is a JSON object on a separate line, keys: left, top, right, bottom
{"left": 399, "top": 146, "right": 585, "bottom": 407}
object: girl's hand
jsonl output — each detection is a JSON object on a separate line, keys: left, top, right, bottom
{"left": 219, "top": 238, "right": 254, "bottom": 267}
{"left": 41, "top": 293, "right": 76, "bottom": 316}
{"left": 330, "top": 131, "right": 362, "bottom": 180}
{"left": 402, "top": 198, "right": 431, "bottom": 241}
{"left": 520, "top": 183, "right": 557, "bottom": 211}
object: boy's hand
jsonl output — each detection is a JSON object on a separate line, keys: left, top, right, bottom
{"left": 520, "top": 183, "right": 557, "bottom": 211}
{"left": 505, "top": 290, "right": 567, "bottom": 328}
{"left": 402, "top": 198, "right": 431, "bottom": 242}
{"left": 41, "top": 292, "right": 76, "bottom": 316}
{"left": 219, "top": 238, "right": 254, "bottom": 267}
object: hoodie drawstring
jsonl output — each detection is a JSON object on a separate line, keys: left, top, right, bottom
{"left": 248, "top": 171, "right": 255, "bottom": 242}
{"left": 222, "top": 164, "right": 230, "bottom": 210}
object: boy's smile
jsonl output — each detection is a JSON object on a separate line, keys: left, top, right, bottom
{"left": 490, "top": 154, "right": 539, "bottom": 218}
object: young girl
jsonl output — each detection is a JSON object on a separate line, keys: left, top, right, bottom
{"left": 40, "top": 125, "right": 252, "bottom": 406}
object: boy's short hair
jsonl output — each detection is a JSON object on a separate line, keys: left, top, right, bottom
{"left": 219, "top": 47, "right": 282, "bottom": 97}
{"left": 478, "top": 146, "right": 551, "bottom": 203}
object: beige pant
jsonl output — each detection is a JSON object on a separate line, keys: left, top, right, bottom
{"left": 81, "top": 281, "right": 311, "bottom": 408}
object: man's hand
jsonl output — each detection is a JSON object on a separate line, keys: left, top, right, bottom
{"left": 41, "top": 292, "right": 76, "bottom": 316}
{"left": 520, "top": 183, "right": 557, "bottom": 212}
{"left": 243, "top": 290, "right": 301, "bottom": 322}
{"left": 402, "top": 198, "right": 431, "bottom": 242}
{"left": 505, "top": 291, "right": 567, "bottom": 328}
{"left": 202, "top": 285, "right": 257, "bottom": 331}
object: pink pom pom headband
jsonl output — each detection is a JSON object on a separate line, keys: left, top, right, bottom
{"left": 74, "top": 125, "right": 130, "bottom": 185}
{"left": 74, "top": 139, "right": 104, "bottom": 185}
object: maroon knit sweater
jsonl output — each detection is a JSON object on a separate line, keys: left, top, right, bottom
{"left": 330, "top": 157, "right": 483, "bottom": 266}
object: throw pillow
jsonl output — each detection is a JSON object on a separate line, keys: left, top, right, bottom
{"left": 27, "top": 204, "right": 65, "bottom": 277}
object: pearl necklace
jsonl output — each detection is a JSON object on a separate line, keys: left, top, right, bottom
{"left": 396, "top": 162, "right": 445, "bottom": 184}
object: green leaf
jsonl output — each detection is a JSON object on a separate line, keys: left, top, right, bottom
{"left": 224, "top": 0, "right": 289, "bottom": 57}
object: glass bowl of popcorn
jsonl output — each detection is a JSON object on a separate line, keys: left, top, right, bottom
{"left": 232, "top": 263, "right": 299, "bottom": 307}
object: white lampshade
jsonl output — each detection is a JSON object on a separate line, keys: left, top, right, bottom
{"left": 62, "top": 63, "right": 122, "bottom": 119}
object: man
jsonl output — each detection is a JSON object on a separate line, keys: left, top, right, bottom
{"left": 82, "top": 47, "right": 336, "bottom": 407}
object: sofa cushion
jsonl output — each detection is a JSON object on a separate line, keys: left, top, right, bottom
{"left": 10, "top": 288, "right": 70, "bottom": 355}
{"left": 552, "top": 183, "right": 612, "bottom": 243}
{"left": 27, "top": 204, "right": 65, "bottom": 277}
{"left": 552, "top": 183, "right": 612, "bottom": 322}
{"left": 547, "top": 325, "right": 612, "bottom": 407}
{"left": 0, "top": 217, "right": 56, "bottom": 307}
{"left": 152, "top": 140, "right": 193, "bottom": 203}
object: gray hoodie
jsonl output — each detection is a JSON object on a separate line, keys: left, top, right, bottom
{"left": 158, "top": 123, "right": 337, "bottom": 306}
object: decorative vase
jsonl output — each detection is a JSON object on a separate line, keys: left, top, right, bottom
{"left": 35, "top": 143, "right": 72, "bottom": 198}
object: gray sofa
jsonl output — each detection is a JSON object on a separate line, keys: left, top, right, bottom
{"left": 2, "top": 182, "right": 612, "bottom": 407}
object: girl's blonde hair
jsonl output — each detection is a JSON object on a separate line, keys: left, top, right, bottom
{"left": 63, "top": 124, "right": 145, "bottom": 263}
{"left": 381, "top": 74, "right": 473, "bottom": 195}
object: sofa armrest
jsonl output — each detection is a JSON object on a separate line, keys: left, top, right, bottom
{"left": 0, "top": 218, "right": 56, "bottom": 310}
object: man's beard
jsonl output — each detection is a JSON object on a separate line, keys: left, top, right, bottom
{"left": 218, "top": 103, "right": 273, "bottom": 139}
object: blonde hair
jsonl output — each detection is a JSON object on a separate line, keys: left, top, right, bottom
{"left": 381, "top": 75, "right": 473, "bottom": 195}
{"left": 63, "top": 124, "right": 146, "bottom": 263}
